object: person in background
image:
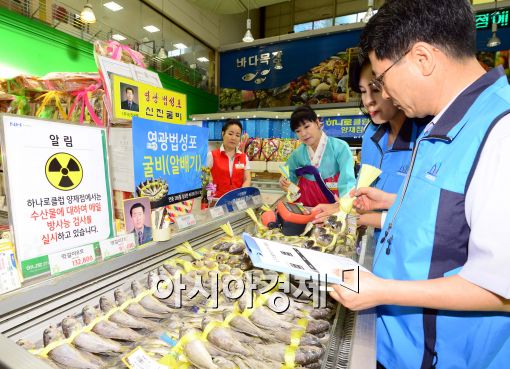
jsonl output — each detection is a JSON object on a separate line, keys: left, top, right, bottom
{"left": 279, "top": 105, "right": 355, "bottom": 207}
{"left": 313, "top": 56, "right": 428, "bottom": 227}
{"left": 207, "top": 119, "right": 251, "bottom": 199}
{"left": 129, "top": 203, "right": 152, "bottom": 245}
{"left": 330, "top": 1, "right": 510, "bottom": 368}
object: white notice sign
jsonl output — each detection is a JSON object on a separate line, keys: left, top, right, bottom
{"left": 1, "top": 116, "right": 114, "bottom": 278}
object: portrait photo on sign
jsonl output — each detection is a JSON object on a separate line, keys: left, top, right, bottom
{"left": 120, "top": 83, "right": 139, "bottom": 112}
{"left": 123, "top": 197, "right": 152, "bottom": 246}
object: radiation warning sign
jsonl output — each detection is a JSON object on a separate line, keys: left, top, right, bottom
{"left": 0, "top": 115, "right": 114, "bottom": 278}
{"left": 45, "top": 153, "right": 83, "bottom": 191}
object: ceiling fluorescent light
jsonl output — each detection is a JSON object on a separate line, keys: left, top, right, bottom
{"left": 103, "top": 1, "right": 123, "bottom": 11}
{"left": 143, "top": 25, "right": 160, "bottom": 33}
{"left": 174, "top": 43, "right": 188, "bottom": 49}
{"left": 197, "top": 57, "right": 209, "bottom": 62}
{"left": 111, "top": 33, "right": 126, "bottom": 41}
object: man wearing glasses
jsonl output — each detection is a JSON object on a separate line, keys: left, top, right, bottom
{"left": 329, "top": 1, "right": 510, "bottom": 368}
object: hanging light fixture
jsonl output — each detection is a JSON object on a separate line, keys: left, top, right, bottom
{"left": 242, "top": 0, "right": 254, "bottom": 43}
{"left": 362, "top": 0, "right": 374, "bottom": 23}
{"left": 80, "top": 2, "right": 96, "bottom": 24}
{"left": 487, "top": 0, "right": 501, "bottom": 48}
{"left": 157, "top": 46, "right": 167, "bottom": 58}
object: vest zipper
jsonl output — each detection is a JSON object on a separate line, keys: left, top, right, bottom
{"left": 380, "top": 135, "right": 451, "bottom": 255}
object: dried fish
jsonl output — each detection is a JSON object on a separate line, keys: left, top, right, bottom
{"left": 43, "top": 326, "right": 103, "bottom": 369}
{"left": 202, "top": 318, "right": 252, "bottom": 356}
{"left": 99, "top": 296, "right": 159, "bottom": 330}
{"left": 61, "top": 317, "right": 125, "bottom": 355}
{"left": 212, "top": 357, "right": 237, "bottom": 369}
{"left": 114, "top": 289, "right": 168, "bottom": 319}
{"left": 181, "top": 328, "right": 219, "bottom": 369}
{"left": 82, "top": 305, "right": 143, "bottom": 341}
{"left": 252, "top": 343, "right": 323, "bottom": 365}
{"left": 305, "top": 319, "right": 330, "bottom": 335}
{"left": 131, "top": 280, "right": 174, "bottom": 314}
{"left": 229, "top": 242, "right": 245, "bottom": 254}
{"left": 222, "top": 311, "right": 272, "bottom": 340}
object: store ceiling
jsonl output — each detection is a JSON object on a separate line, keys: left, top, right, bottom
{"left": 186, "top": 0, "right": 291, "bottom": 14}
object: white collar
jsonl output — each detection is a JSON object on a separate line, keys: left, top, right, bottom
{"left": 220, "top": 144, "right": 242, "bottom": 154}
{"left": 306, "top": 131, "right": 328, "bottom": 157}
{"left": 430, "top": 85, "right": 470, "bottom": 125}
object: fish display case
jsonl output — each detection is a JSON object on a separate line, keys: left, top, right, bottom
{"left": 0, "top": 206, "right": 375, "bottom": 369}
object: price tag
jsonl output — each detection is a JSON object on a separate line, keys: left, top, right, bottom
{"left": 0, "top": 240, "right": 22, "bottom": 295}
{"left": 209, "top": 206, "right": 225, "bottom": 219}
{"left": 122, "top": 347, "right": 167, "bottom": 369}
{"left": 48, "top": 244, "right": 96, "bottom": 276}
{"left": 100, "top": 233, "right": 136, "bottom": 260}
{"left": 176, "top": 214, "right": 197, "bottom": 230}
{"left": 234, "top": 198, "right": 248, "bottom": 211}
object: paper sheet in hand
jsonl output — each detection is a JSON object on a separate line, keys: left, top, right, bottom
{"left": 243, "top": 233, "right": 368, "bottom": 289}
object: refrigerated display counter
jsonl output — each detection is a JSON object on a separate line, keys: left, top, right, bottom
{"left": 0, "top": 206, "right": 376, "bottom": 369}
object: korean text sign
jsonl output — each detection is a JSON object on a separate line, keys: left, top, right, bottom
{"left": 322, "top": 115, "right": 370, "bottom": 138}
{"left": 112, "top": 75, "right": 187, "bottom": 124}
{"left": 0, "top": 115, "right": 114, "bottom": 278}
{"left": 132, "top": 117, "right": 208, "bottom": 206}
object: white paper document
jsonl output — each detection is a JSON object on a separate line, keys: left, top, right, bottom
{"left": 243, "top": 233, "right": 368, "bottom": 290}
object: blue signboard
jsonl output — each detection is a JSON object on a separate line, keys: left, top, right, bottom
{"left": 322, "top": 115, "right": 370, "bottom": 138}
{"left": 220, "top": 30, "right": 362, "bottom": 90}
{"left": 132, "top": 117, "right": 209, "bottom": 206}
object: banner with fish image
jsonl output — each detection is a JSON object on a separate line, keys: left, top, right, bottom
{"left": 132, "top": 117, "right": 208, "bottom": 207}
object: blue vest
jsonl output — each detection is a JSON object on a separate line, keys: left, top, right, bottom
{"left": 361, "top": 119, "right": 425, "bottom": 241}
{"left": 361, "top": 119, "right": 425, "bottom": 194}
{"left": 376, "top": 67, "right": 510, "bottom": 369}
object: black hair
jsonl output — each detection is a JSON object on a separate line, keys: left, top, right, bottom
{"left": 348, "top": 52, "right": 371, "bottom": 94}
{"left": 130, "top": 202, "right": 145, "bottom": 217}
{"left": 349, "top": 53, "right": 372, "bottom": 116}
{"left": 360, "top": 0, "right": 476, "bottom": 62}
{"left": 290, "top": 105, "right": 318, "bottom": 132}
{"left": 221, "top": 119, "right": 242, "bottom": 134}
{"left": 125, "top": 87, "right": 134, "bottom": 94}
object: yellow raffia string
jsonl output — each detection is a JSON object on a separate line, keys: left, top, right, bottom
{"left": 245, "top": 208, "right": 265, "bottom": 230}
{"left": 175, "top": 242, "right": 203, "bottom": 260}
{"left": 220, "top": 222, "right": 235, "bottom": 238}
{"left": 35, "top": 91, "right": 68, "bottom": 119}
{"left": 173, "top": 258, "right": 194, "bottom": 273}
{"left": 261, "top": 204, "right": 272, "bottom": 212}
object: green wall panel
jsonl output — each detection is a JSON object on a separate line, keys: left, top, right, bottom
{"left": 0, "top": 7, "right": 218, "bottom": 119}
{"left": 0, "top": 7, "right": 96, "bottom": 75}
{"left": 159, "top": 73, "right": 219, "bottom": 119}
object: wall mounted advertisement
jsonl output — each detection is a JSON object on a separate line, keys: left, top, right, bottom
{"left": 0, "top": 115, "right": 114, "bottom": 278}
{"left": 112, "top": 75, "right": 187, "bottom": 124}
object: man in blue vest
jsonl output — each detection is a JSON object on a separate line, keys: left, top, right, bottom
{"left": 330, "top": 1, "right": 510, "bottom": 368}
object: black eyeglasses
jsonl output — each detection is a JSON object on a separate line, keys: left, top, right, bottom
{"left": 369, "top": 49, "right": 411, "bottom": 91}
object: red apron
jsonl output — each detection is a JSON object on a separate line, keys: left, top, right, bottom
{"left": 295, "top": 165, "right": 339, "bottom": 207}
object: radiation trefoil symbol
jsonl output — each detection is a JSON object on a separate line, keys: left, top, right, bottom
{"left": 45, "top": 153, "right": 83, "bottom": 191}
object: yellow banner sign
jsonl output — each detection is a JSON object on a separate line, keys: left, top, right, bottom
{"left": 112, "top": 75, "right": 187, "bottom": 124}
